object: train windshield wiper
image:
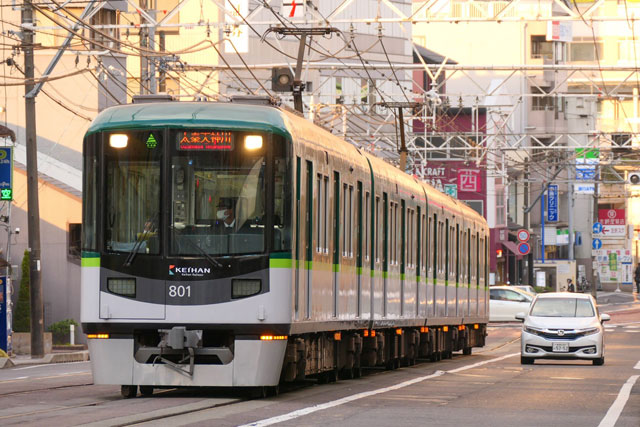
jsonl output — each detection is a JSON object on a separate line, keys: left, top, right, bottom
{"left": 123, "top": 215, "right": 157, "bottom": 267}
{"left": 180, "top": 237, "right": 224, "bottom": 268}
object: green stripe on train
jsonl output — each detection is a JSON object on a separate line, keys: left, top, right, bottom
{"left": 269, "top": 258, "right": 292, "bottom": 269}
{"left": 81, "top": 257, "right": 100, "bottom": 267}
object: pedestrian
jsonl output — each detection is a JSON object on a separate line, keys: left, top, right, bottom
{"left": 566, "top": 278, "right": 575, "bottom": 293}
{"left": 634, "top": 264, "right": 640, "bottom": 293}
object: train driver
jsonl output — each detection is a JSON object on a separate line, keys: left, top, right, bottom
{"left": 214, "top": 198, "right": 236, "bottom": 232}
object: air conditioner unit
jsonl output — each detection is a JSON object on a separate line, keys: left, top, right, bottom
{"left": 629, "top": 172, "right": 640, "bottom": 185}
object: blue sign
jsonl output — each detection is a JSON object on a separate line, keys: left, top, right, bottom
{"left": 592, "top": 238, "right": 602, "bottom": 250}
{"left": 0, "top": 276, "right": 8, "bottom": 354}
{"left": 547, "top": 184, "right": 558, "bottom": 222}
{"left": 592, "top": 222, "right": 603, "bottom": 234}
{"left": 576, "top": 165, "right": 596, "bottom": 180}
{"left": 517, "top": 242, "right": 530, "bottom": 255}
{"left": 0, "top": 148, "right": 12, "bottom": 201}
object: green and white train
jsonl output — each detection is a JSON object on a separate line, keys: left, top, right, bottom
{"left": 81, "top": 97, "right": 489, "bottom": 397}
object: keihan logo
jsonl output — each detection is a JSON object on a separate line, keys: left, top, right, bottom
{"left": 169, "top": 265, "right": 210, "bottom": 277}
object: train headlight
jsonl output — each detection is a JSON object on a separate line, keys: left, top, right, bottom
{"left": 232, "top": 278, "right": 261, "bottom": 299}
{"left": 107, "top": 277, "right": 136, "bottom": 297}
{"left": 109, "top": 134, "right": 128, "bottom": 148}
{"left": 244, "top": 135, "right": 263, "bottom": 150}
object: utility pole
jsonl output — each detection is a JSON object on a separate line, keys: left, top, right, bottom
{"left": 22, "top": 0, "right": 44, "bottom": 358}
{"left": 377, "top": 102, "right": 420, "bottom": 172}
{"left": 261, "top": 27, "right": 339, "bottom": 113}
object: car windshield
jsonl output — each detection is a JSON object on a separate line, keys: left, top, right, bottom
{"left": 529, "top": 297, "right": 595, "bottom": 317}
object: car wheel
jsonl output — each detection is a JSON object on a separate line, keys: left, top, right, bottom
{"left": 520, "top": 356, "right": 534, "bottom": 365}
{"left": 593, "top": 357, "right": 605, "bottom": 366}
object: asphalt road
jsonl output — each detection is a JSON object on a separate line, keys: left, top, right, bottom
{"left": 0, "top": 308, "right": 638, "bottom": 427}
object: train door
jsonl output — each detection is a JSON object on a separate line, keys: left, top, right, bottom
{"left": 382, "top": 192, "right": 389, "bottom": 317}
{"left": 416, "top": 206, "right": 421, "bottom": 316}
{"left": 333, "top": 172, "right": 340, "bottom": 318}
{"left": 455, "top": 222, "right": 460, "bottom": 317}
{"left": 357, "top": 181, "right": 363, "bottom": 317}
{"left": 295, "top": 157, "right": 301, "bottom": 320}
{"left": 305, "top": 160, "right": 313, "bottom": 319}
{"left": 400, "top": 200, "right": 406, "bottom": 317}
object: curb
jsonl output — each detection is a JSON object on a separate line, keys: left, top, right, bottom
{"left": 50, "top": 351, "right": 90, "bottom": 363}
{"left": 0, "top": 350, "right": 90, "bottom": 369}
{"left": 0, "top": 358, "right": 14, "bottom": 369}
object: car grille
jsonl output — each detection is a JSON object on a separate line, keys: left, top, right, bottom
{"left": 538, "top": 330, "right": 582, "bottom": 340}
{"left": 537, "top": 345, "right": 594, "bottom": 353}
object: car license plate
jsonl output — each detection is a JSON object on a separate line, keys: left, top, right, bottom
{"left": 552, "top": 342, "right": 569, "bottom": 353}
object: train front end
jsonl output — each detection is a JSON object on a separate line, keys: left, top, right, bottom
{"left": 81, "top": 103, "right": 293, "bottom": 392}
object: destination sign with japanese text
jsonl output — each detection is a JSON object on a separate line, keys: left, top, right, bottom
{"left": 177, "top": 131, "right": 234, "bottom": 151}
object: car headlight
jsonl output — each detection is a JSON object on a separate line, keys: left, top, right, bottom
{"left": 578, "top": 327, "right": 600, "bottom": 336}
{"left": 524, "top": 326, "right": 544, "bottom": 336}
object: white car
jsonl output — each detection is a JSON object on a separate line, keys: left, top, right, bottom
{"left": 489, "top": 286, "right": 534, "bottom": 321}
{"left": 513, "top": 285, "right": 536, "bottom": 294}
{"left": 516, "top": 293, "right": 610, "bottom": 365}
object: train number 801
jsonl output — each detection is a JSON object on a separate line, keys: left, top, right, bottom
{"left": 168, "top": 285, "right": 191, "bottom": 298}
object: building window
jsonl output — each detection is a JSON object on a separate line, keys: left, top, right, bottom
{"left": 531, "top": 86, "right": 554, "bottom": 111}
{"left": 68, "top": 223, "right": 81, "bottom": 258}
{"left": 90, "top": 9, "right": 119, "bottom": 50}
{"left": 570, "top": 42, "right": 603, "bottom": 62}
{"left": 531, "top": 35, "right": 552, "bottom": 59}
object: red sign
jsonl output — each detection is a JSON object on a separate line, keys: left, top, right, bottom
{"left": 457, "top": 169, "right": 481, "bottom": 192}
{"left": 177, "top": 130, "right": 234, "bottom": 151}
{"left": 517, "top": 229, "right": 530, "bottom": 242}
{"left": 598, "top": 209, "right": 626, "bottom": 226}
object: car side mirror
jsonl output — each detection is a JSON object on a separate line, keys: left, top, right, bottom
{"left": 600, "top": 313, "right": 611, "bottom": 323}
{"left": 515, "top": 312, "right": 526, "bottom": 321}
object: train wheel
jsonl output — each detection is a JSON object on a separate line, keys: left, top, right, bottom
{"left": 139, "top": 386, "right": 154, "bottom": 397}
{"left": 121, "top": 385, "right": 137, "bottom": 399}
{"left": 353, "top": 365, "right": 362, "bottom": 378}
{"left": 339, "top": 367, "right": 354, "bottom": 380}
{"left": 463, "top": 347, "right": 472, "bottom": 356}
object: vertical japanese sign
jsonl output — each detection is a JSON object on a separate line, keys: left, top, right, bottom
{"left": 547, "top": 184, "right": 558, "bottom": 222}
{"left": 0, "top": 147, "right": 13, "bottom": 201}
{"left": 224, "top": 0, "right": 248, "bottom": 54}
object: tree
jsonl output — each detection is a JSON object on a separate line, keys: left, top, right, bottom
{"left": 13, "top": 250, "right": 30, "bottom": 332}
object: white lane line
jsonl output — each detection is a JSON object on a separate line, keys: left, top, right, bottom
{"left": 239, "top": 352, "right": 519, "bottom": 427}
{"left": 597, "top": 375, "right": 640, "bottom": 427}
{"left": 634, "top": 361, "right": 640, "bottom": 370}
{"left": 11, "top": 361, "right": 88, "bottom": 371}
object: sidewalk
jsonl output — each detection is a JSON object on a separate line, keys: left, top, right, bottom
{"left": 596, "top": 290, "right": 640, "bottom": 307}
{"left": 0, "top": 349, "right": 89, "bottom": 369}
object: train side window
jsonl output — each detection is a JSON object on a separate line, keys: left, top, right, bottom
{"left": 342, "top": 183, "right": 347, "bottom": 257}
{"left": 375, "top": 195, "right": 380, "bottom": 263}
{"left": 349, "top": 185, "right": 354, "bottom": 257}
{"left": 416, "top": 208, "right": 421, "bottom": 273}
{"left": 427, "top": 215, "right": 432, "bottom": 276}
{"left": 316, "top": 173, "right": 322, "bottom": 253}
{"left": 467, "top": 229, "right": 471, "bottom": 285}
{"left": 432, "top": 215, "right": 437, "bottom": 277}
{"left": 324, "top": 175, "right": 329, "bottom": 253}
{"left": 477, "top": 232, "right": 481, "bottom": 287}
{"left": 382, "top": 193, "right": 388, "bottom": 268}
{"left": 365, "top": 191, "right": 370, "bottom": 262}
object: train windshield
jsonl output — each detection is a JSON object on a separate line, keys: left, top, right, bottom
{"left": 169, "top": 130, "right": 289, "bottom": 256}
{"left": 94, "top": 129, "right": 290, "bottom": 258}
{"left": 104, "top": 130, "right": 162, "bottom": 254}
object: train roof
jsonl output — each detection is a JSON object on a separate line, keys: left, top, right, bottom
{"left": 86, "top": 102, "right": 292, "bottom": 138}
{"left": 87, "top": 101, "right": 487, "bottom": 228}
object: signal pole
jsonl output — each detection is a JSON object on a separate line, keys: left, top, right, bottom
{"left": 22, "top": 0, "right": 45, "bottom": 358}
